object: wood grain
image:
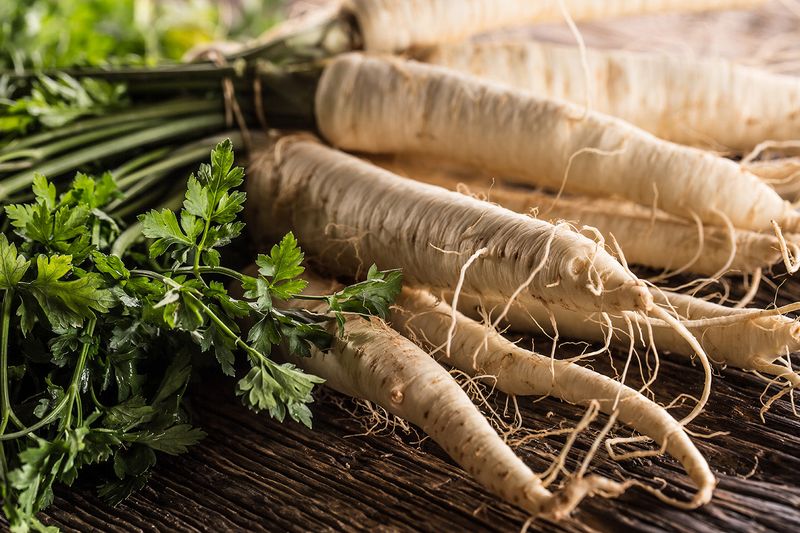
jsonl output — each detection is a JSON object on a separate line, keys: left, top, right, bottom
{"left": 28, "top": 335, "right": 800, "bottom": 532}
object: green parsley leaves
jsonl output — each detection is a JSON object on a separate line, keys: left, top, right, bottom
{"left": 0, "top": 139, "right": 402, "bottom": 531}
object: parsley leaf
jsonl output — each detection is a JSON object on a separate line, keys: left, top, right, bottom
{"left": 125, "top": 424, "right": 205, "bottom": 455}
{"left": 255, "top": 232, "right": 308, "bottom": 301}
{"left": 0, "top": 235, "right": 30, "bottom": 289}
{"left": 139, "top": 209, "right": 195, "bottom": 260}
{"left": 327, "top": 265, "right": 403, "bottom": 332}
{"left": 235, "top": 362, "right": 323, "bottom": 428}
{"left": 28, "top": 255, "right": 114, "bottom": 329}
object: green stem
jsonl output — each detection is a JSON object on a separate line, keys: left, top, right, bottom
{"left": 183, "top": 291, "right": 265, "bottom": 365}
{"left": 112, "top": 187, "right": 181, "bottom": 220}
{"left": 116, "top": 143, "right": 209, "bottom": 190}
{"left": 111, "top": 188, "right": 184, "bottom": 255}
{"left": 112, "top": 147, "right": 171, "bottom": 180}
{"left": 110, "top": 222, "right": 144, "bottom": 258}
{"left": 0, "top": 149, "right": 39, "bottom": 164}
{"left": 170, "top": 265, "right": 244, "bottom": 280}
{"left": 108, "top": 146, "right": 209, "bottom": 211}
{"left": 89, "top": 382, "right": 105, "bottom": 410}
{"left": 0, "top": 119, "right": 160, "bottom": 167}
{"left": 166, "top": 267, "right": 330, "bottom": 301}
{"left": 91, "top": 219, "right": 101, "bottom": 248}
{"left": 0, "top": 99, "right": 220, "bottom": 155}
{"left": 37, "top": 119, "right": 159, "bottom": 160}
{"left": 193, "top": 217, "right": 212, "bottom": 280}
{"left": 60, "top": 318, "right": 96, "bottom": 431}
{"left": 0, "top": 395, "right": 70, "bottom": 441}
{"left": 0, "top": 114, "right": 227, "bottom": 200}
{"left": 130, "top": 269, "right": 181, "bottom": 288}
{"left": 0, "top": 290, "right": 24, "bottom": 433}
{"left": 0, "top": 160, "right": 34, "bottom": 173}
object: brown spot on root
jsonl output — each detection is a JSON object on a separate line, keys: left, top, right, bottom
{"left": 390, "top": 388, "right": 404, "bottom": 404}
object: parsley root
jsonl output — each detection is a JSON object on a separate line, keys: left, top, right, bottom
{"left": 374, "top": 156, "right": 790, "bottom": 276}
{"left": 344, "top": 0, "right": 765, "bottom": 53}
{"left": 455, "top": 289, "right": 800, "bottom": 387}
{"left": 248, "top": 135, "right": 715, "bottom": 425}
{"left": 279, "top": 290, "right": 630, "bottom": 518}
{"left": 423, "top": 39, "right": 798, "bottom": 151}
{"left": 315, "top": 53, "right": 799, "bottom": 233}
{"left": 392, "top": 288, "right": 716, "bottom": 508}
{"left": 247, "top": 135, "right": 651, "bottom": 314}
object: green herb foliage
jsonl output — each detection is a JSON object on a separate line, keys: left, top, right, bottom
{"left": 0, "top": 74, "right": 127, "bottom": 136}
{"left": 0, "top": 140, "right": 402, "bottom": 531}
{"left": 0, "top": 0, "right": 283, "bottom": 70}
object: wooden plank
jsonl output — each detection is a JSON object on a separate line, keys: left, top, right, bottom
{"left": 30, "top": 345, "right": 800, "bottom": 532}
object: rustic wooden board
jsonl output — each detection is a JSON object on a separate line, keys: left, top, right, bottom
{"left": 32, "top": 323, "right": 800, "bottom": 532}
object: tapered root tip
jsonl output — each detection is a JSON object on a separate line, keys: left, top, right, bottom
{"left": 591, "top": 280, "right": 652, "bottom": 313}
{"left": 611, "top": 282, "right": 652, "bottom": 313}
{"left": 690, "top": 485, "right": 715, "bottom": 509}
{"left": 539, "top": 476, "right": 630, "bottom": 520}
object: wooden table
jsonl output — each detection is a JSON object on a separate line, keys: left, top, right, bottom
{"left": 33, "top": 344, "right": 800, "bottom": 532}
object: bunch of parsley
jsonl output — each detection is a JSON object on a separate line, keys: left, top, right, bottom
{"left": 0, "top": 140, "right": 401, "bottom": 532}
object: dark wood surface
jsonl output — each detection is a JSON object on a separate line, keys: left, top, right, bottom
{"left": 35, "top": 327, "right": 800, "bottom": 532}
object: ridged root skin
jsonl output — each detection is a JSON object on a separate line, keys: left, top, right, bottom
{"left": 393, "top": 288, "right": 715, "bottom": 508}
{"left": 279, "top": 298, "right": 625, "bottom": 518}
{"left": 452, "top": 289, "right": 800, "bottom": 379}
{"left": 315, "top": 53, "right": 798, "bottom": 232}
{"left": 422, "top": 39, "right": 796, "bottom": 152}
{"left": 247, "top": 134, "right": 652, "bottom": 314}
{"left": 372, "top": 154, "right": 791, "bottom": 276}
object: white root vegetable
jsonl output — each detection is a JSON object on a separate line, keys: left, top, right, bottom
{"left": 374, "top": 156, "right": 787, "bottom": 276}
{"left": 248, "top": 137, "right": 714, "bottom": 426}
{"left": 392, "top": 288, "right": 715, "bottom": 508}
{"left": 344, "top": 0, "right": 765, "bottom": 53}
{"left": 451, "top": 289, "right": 800, "bottom": 386}
{"left": 316, "top": 53, "right": 799, "bottom": 233}
{"left": 422, "top": 40, "right": 800, "bottom": 152}
{"left": 247, "top": 135, "right": 652, "bottom": 314}
{"left": 279, "top": 297, "right": 628, "bottom": 518}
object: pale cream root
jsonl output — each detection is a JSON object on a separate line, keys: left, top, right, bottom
{"left": 344, "top": 0, "right": 765, "bottom": 53}
{"left": 452, "top": 289, "right": 800, "bottom": 382}
{"left": 422, "top": 40, "right": 800, "bottom": 152}
{"left": 316, "top": 54, "right": 797, "bottom": 232}
{"left": 280, "top": 298, "right": 627, "bottom": 517}
{"left": 392, "top": 288, "right": 716, "bottom": 508}
{"left": 247, "top": 135, "right": 652, "bottom": 313}
{"left": 373, "top": 155, "right": 788, "bottom": 276}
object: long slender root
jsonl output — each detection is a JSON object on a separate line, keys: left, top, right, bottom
{"left": 392, "top": 288, "right": 716, "bottom": 508}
